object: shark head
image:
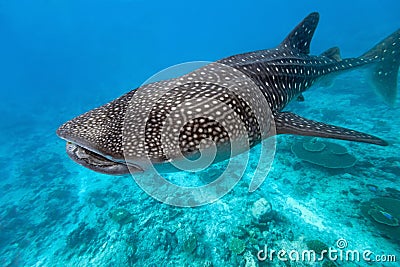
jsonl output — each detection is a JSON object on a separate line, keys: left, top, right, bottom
{"left": 56, "top": 90, "right": 140, "bottom": 174}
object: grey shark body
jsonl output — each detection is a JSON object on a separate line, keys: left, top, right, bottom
{"left": 57, "top": 12, "right": 400, "bottom": 175}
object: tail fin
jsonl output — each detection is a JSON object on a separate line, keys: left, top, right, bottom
{"left": 361, "top": 29, "right": 400, "bottom": 106}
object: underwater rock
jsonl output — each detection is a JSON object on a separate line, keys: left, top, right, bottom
{"left": 182, "top": 233, "right": 197, "bottom": 254}
{"left": 291, "top": 138, "right": 356, "bottom": 168}
{"left": 48, "top": 188, "right": 71, "bottom": 201}
{"left": 88, "top": 190, "right": 110, "bottom": 208}
{"left": 217, "top": 232, "right": 228, "bottom": 242}
{"left": 229, "top": 237, "right": 246, "bottom": 254}
{"left": 165, "top": 207, "right": 182, "bottom": 221}
{"left": 199, "top": 167, "right": 223, "bottom": 184}
{"left": 243, "top": 251, "right": 258, "bottom": 267}
{"left": 360, "top": 197, "right": 400, "bottom": 241}
{"left": 385, "top": 187, "right": 400, "bottom": 199}
{"left": 92, "top": 198, "right": 107, "bottom": 208}
{"left": 349, "top": 187, "right": 361, "bottom": 196}
{"left": 251, "top": 198, "right": 273, "bottom": 222}
{"left": 66, "top": 222, "right": 97, "bottom": 249}
{"left": 176, "top": 228, "right": 199, "bottom": 254}
{"left": 203, "top": 260, "right": 213, "bottom": 267}
{"left": 232, "top": 227, "right": 247, "bottom": 238}
{"left": 108, "top": 208, "right": 134, "bottom": 226}
{"left": 305, "top": 239, "right": 329, "bottom": 254}
{"left": 286, "top": 230, "right": 294, "bottom": 241}
{"left": 322, "top": 260, "right": 337, "bottom": 267}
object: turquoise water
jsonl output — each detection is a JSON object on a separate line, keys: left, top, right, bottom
{"left": 1, "top": 0, "right": 400, "bottom": 266}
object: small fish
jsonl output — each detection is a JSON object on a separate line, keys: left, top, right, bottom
{"left": 57, "top": 12, "right": 399, "bottom": 175}
{"left": 382, "top": 211, "right": 394, "bottom": 220}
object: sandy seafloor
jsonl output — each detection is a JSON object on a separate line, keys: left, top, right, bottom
{"left": 1, "top": 70, "right": 399, "bottom": 266}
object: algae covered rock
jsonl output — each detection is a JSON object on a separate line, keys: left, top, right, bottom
{"left": 176, "top": 228, "right": 199, "bottom": 254}
{"left": 322, "top": 260, "right": 337, "bottom": 267}
{"left": 306, "top": 239, "right": 329, "bottom": 254}
{"left": 229, "top": 237, "right": 246, "bottom": 254}
{"left": 109, "top": 208, "right": 134, "bottom": 226}
{"left": 66, "top": 222, "right": 98, "bottom": 249}
{"left": 291, "top": 138, "right": 356, "bottom": 168}
{"left": 182, "top": 233, "right": 197, "bottom": 253}
{"left": 199, "top": 167, "right": 223, "bottom": 184}
{"left": 251, "top": 198, "right": 273, "bottom": 222}
{"left": 243, "top": 251, "right": 258, "bottom": 267}
{"left": 91, "top": 198, "right": 107, "bottom": 208}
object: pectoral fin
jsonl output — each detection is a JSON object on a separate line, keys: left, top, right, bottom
{"left": 274, "top": 112, "right": 388, "bottom": 146}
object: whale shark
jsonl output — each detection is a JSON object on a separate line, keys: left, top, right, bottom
{"left": 57, "top": 12, "right": 400, "bottom": 175}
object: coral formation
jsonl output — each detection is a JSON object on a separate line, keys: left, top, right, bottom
{"left": 199, "top": 167, "right": 223, "bottom": 184}
{"left": 322, "top": 260, "right": 337, "bottom": 267}
{"left": 368, "top": 209, "right": 399, "bottom": 227}
{"left": 360, "top": 197, "right": 400, "bottom": 241}
{"left": 251, "top": 198, "right": 273, "bottom": 222}
{"left": 92, "top": 198, "right": 107, "bottom": 208}
{"left": 243, "top": 251, "right": 257, "bottom": 267}
{"left": 303, "top": 138, "right": 326, "bottom": 152}
{"left": 229, "top": 237, "right": 246, "bottom": 254}
{"left": 385, "top": 187, "right": 400, "bottom": 199}
{"left": 182, "top": 233, "right": 197, "bottom": 253}
{"left": 305, "top": 239, "right": 329, "bottom": 254}
{"left": 66, "top": 222, "right": 97, "bottom": 249}
{"left": 108, "top": 208, "right": 134, "bottom": 226}
{"left": 291, "top": 138, "right": 356, "bottom": 168}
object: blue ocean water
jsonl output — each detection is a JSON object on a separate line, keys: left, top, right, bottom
{"left": 1, "top": 0, "right": 400, "bottom": 266}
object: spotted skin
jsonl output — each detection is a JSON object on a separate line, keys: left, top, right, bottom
{"left": 57, "top": 12, "right": 398, "bottom": 174}
{"left": 121, "top": 62, "right": 269, "bottom": 165}
{"left": 58, "top": 90, "right": 134, "bottom": 161}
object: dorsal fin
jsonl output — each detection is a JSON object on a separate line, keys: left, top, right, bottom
{"left": 321, "top": 47, "right": 342, "bottom": 61}
{"left": 279, "top": 12, "right": 320, "bottom": 54}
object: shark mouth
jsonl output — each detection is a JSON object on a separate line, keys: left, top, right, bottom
{"left": 64, "top": 142, "right": 139, "bottom": 175}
